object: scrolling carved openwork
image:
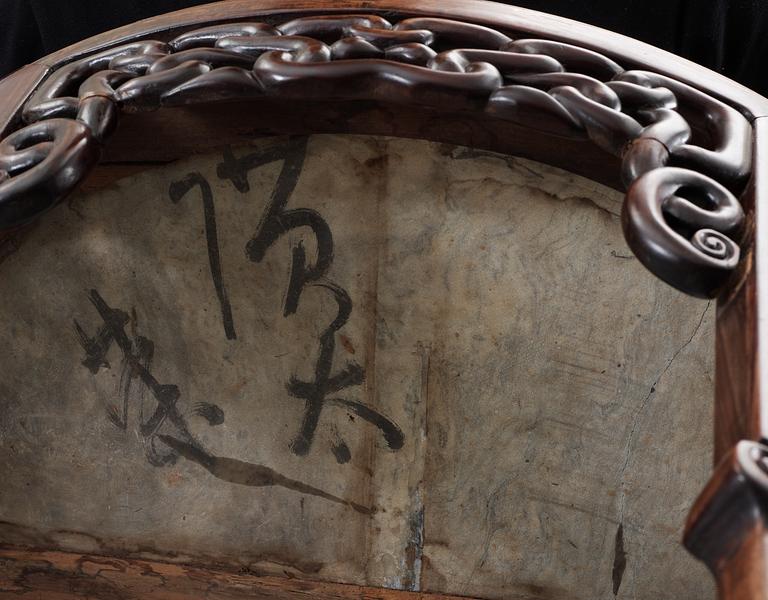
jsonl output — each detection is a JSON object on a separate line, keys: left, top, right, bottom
{"left": 0, "top": 14, "right": 753, "bottom": 298}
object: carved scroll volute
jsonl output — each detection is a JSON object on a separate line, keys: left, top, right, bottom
{"left": 684, "top": 441, "right": 768, "bottom": 598}
{"left": 622, "top": 167, "right": 745, "bottom": 298}
{"left": 0, "top": 13, "right": 756, "bottom": 297}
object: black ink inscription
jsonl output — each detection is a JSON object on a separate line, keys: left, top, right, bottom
{"left": 75, "top": 289, "right": 373, "bottom": 513}
{"left": 326, "top": 397, "right": 404, "bottom": 451}
{"left": 612, "top": 523, "right": 626, "bottom": 595}
{"left": 74, "top": 289, "right": 210, "bottom": 466}
{"left": 218, "top": 140, "right": 404, "bottom": 459}
{"left": 169, "top": 173, "right": 236, "bottom": 340}
{"left": 79, "top": 138, "right": 403, "bottom": 495}
{"left": 110, "top": 315, "right": 154, "bottom": 434}
{"left": 159, "top": 435, "right": 372, "bottom": 514}
{"left": 194, "top": 402, "right": 225, "bottom": 426}
{"left": 330, "top": 426, "right": 352, "bottom": 465}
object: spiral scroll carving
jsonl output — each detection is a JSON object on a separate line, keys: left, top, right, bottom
{"left": 0, "top": 13, "right": 753, "bottom": 297}
{"left": 623, "top": 167, "right": 744, "bottom": 297}
{"left": 737, "top": 441, "right": 768, "bottom": 493}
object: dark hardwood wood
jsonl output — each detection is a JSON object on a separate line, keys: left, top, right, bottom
{"left": 712, "top": 117, "right": 768, "bottom": 463}
{"left": 0, "top": 10, "right": 751, "bottom": 295}
{"left": 0, "top": 65, "right": 48, "bottom": 262}
{"left": 687, "top": 114, "right": 768, "bottom": 598}
{"left": 0, "top": 1, "right": 766, "bottom": 598}
{"left": 94, "top": 99, "right": 622, "bottom": 189}
{"left": 33, "top": 0, "right": 768, "bottom": 121}
{"left": 0, "top": 64, "right": 49, "bottom": 137}
{"left": 0, "top": 547, "right": 477, "bottom": 600}
{"left": 684, "top": 441, "right": 768, "bottom": 600}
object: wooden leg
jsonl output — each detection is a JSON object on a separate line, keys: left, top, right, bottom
{"left": 685, "top": 441, "right": 768, "bottom": 599}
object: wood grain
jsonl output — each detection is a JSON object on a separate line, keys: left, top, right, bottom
{"left": 684, "top": 442, "right": 768, "bottom": 600}
{"left": 0, "top": 547, "right": 478, "bottom": 600}
{"left": 88, "top": 98, "right": 622, "bottom": 192}
{"left": 714, "top": 117, "right": 768, "bottom": 463}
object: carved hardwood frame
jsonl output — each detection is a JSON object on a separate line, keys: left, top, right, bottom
{"left": 1, "top": 1, "right": 767, "bottom": 598}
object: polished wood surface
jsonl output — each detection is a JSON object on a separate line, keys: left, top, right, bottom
{"left": 0, "top": 0, "right": 767, "bottom": 598}
{"left": 700, "top": 116, "right": 768, "bottom": 600}
{"left": 0, "top": 547, "right": 478, "bottom": 600}
{"left": 96, "top": 99, "right": 622, "bottom": 190}
{"left": 34, "top": 0, "right": 768, "bottom": 120}
{"left": 712, "top": 118, "right": 766, "bottom": 463}
{"left": 0, "top": 64, "right": 49, "bottom": 137}
{"left": 684, "top": 441, "right": 768, "bottom": 600}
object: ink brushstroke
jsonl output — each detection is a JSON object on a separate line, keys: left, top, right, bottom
{"left": 159, "top": 435, "right": 374, "bottom": 515}
{"left": 169, "top": 173, "right": 237, "bottom": 340}
{"left": 217, "top": 138, "right": 405, "bottom": 460}
{"left": 74, "top": 289, "right": 211, "bottom": 466}
{"left": 75, "top": 289, "right": 373, "bottom": 514}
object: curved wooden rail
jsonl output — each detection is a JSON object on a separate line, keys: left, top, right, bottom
{"left": 0, "top": 6, "right": 756, "bottom": 299}
{"left": 0, "top": 1, "right": 767, "bottom": 598}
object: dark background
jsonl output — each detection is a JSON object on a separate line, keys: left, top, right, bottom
{"left": 1, "top": 0, "right": 767, "bottom": 95}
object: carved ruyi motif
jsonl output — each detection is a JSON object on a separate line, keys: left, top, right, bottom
{"left": 684, "top": 441, "right": 768, "bottom": 576}
{"left": 0, "top": 14, "right": 753, "bottom": 297}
